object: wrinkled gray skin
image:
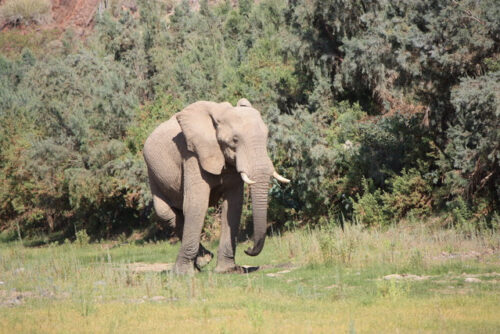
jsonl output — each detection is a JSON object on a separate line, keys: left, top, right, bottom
{"left": 143, "top": 99, "right": 277, "bottom": 274}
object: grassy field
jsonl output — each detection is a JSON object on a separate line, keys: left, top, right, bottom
{"left": 1, "top": 223, "right": 499, "bottom": 333}
{"left": 0, "top": 28, "right": 63, "bottom": 58}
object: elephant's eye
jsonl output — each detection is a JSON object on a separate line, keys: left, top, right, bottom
{"left": 232, "top": 136, "right": 239, "bottom": 145}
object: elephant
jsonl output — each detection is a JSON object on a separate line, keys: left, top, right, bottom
{"left": 143, "top": 99, "right": 290, "bottom": 274}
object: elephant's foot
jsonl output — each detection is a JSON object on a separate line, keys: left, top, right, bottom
{"left": 214, "top": 265, "right": 243, "bottom": 274}
{"left": 214, "top": 263, "right": 245, "bottom": 274}
{"left": 195, "top": 244, "right": 213, "bottom": 269}
{"left": 173, "top": 258, "right": 199, "bottom": 275}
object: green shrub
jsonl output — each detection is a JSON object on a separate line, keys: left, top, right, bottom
{"left": 446, "top": 196, "right": 477, "bottom": 236}
{"left": 353, "top": 168, "right": 433, "bottom": 226}
{"left": 286, "top": 0, "right": 498, "bottom": 226}
{"left": 1, "top": 0, "right": 499, "bottom": 239}
{"left": 268, "top": 101, "right": 370, "bottom": 226}
{"left": 126, "top": 94, "right": 182, "bottom": 154}
{"left": 382, "top": 168, "right": 432, "bottom": 221}
{"left": 442, "top": 72, "right": 500, "bottom": 216}
{"left": 75, "top": 229, "right": 90, "bottom": 246}
{"left": 376, "top": 279, "right": 410, "bottom": 300}
{"left": 352, "top": 179, "right": 386, "bottom": 227}
{"left": 0, "top": 0, "right": 52, "bottom": 26}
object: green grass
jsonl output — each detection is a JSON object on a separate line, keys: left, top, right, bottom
{"left": 0, "top": 28, "right": 62, "bottom": 59}
{"left": 1, "top": 223, "right": 499, "bottom": 333}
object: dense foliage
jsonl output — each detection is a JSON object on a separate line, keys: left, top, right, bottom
{"left": 0, "top": 0, "right": 498, "bottom": 243}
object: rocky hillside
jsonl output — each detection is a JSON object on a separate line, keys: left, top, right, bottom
{"left": 51, "top": 0, "right": 102, "bottom": 31}
{"left": 0, "top": 0, "right": 139, "bottom": 34}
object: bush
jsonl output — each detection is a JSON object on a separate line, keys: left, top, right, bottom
{"left": 353, "top": 168, "right": 433, "bottom": 226}
{"left": 0, "top": 49, "right": 151, "bottom": 239}
{"left": 442, "top": 72, "right": 500, "bottom": 214}
{"left": 353, "top": 179, "right": 386, "bottom": 227}
{"left": 0, "top": 0, "right": 52, "bottom": 26}
{"left": 382, "top": 168, "right": 432, "bottom": 221}
{"left": 126, "top": 94, "right": 182, "bottom": 154}
{"left": 75, "top": 229, "right": 90, "bottom": 246}
{"left": 267, "top": 101, "right": 366, "bottom": 226}
{"left": 1, "top": 0, "right": 499, "bottom": 239}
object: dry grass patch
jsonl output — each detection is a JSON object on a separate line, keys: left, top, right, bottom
{"left": 0, "top": 0, "right": 52, "bottom": 26}
{"left": 272, "top": 222, "right": 500, "bottom": 270}
{"left": 1, "top": 295, "right": 499, "bottom": 333}
{"left": 0, "top": 223, "right": 499, "bottom": 333}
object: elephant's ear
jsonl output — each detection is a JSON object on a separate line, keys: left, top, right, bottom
{"left": 237, "top": 98, "right": 252, "bottom": 107}
{"left": 176, "top": 102, "right": 225, "bottom": 175}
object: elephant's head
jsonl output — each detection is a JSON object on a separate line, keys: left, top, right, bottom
{"left": 176, "top": 99, "right": 289, "bottom": 257}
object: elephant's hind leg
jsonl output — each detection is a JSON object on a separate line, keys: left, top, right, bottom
{"left": 151, "top": 185, "right": 213, "bottom": 269}
{"left": 153, "top": 192, "right": 212, "bottom": 268}
{"left": 150, "top": 180, "right": 184, "bottom": 238}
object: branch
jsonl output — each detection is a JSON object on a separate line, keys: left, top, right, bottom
{"left": 451, "top": 0, "right": 485, "bottom": 25}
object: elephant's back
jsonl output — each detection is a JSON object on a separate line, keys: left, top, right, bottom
{"left": 143, "top": 117, "right": 185, "bottom": 204}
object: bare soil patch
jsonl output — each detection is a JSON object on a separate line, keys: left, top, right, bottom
{"left": 0, "top": 289, "right": 34, "bottom": 307}
{"left": 383, "top": 274, "right": 431, "bottom": 281}
{"left": 127, "top": 262, "right": 174, "bottom": 273}
{"left": 432, "top": 249, "right": 498, "bottom": 262}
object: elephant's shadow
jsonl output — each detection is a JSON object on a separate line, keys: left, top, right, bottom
{"left": 161, "top": 265, "right": 260, "bottom": 274}
{"left": 239, "top": 266, "right": 260, "bottom": 274}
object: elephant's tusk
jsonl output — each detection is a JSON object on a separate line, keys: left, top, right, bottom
{"left": 240, "top": 173, "right": 256, "bottom": 185}
{"left": 273, "top": 171, "right": 290, "bottom": 183}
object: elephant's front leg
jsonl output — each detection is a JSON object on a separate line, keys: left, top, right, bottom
{"left": 175, "top": 155, "right": 211, "bottom": 275}
{"left": 215, "top": 179, "right": 243, "bottom": 273}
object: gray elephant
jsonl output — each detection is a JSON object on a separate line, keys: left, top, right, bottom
{"left": 143, "top": 99, "right": 289, "bottom": 274}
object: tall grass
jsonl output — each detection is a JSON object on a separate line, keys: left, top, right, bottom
{"left": 0, "top": 0, "right": 52, "bottom": 26}
{"left": 272, "top": 221, "right": 500, "bottom": 271}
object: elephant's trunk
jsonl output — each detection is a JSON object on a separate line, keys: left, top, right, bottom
{"left": 244, "top": 174, "right": 270, "bottom": 257}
